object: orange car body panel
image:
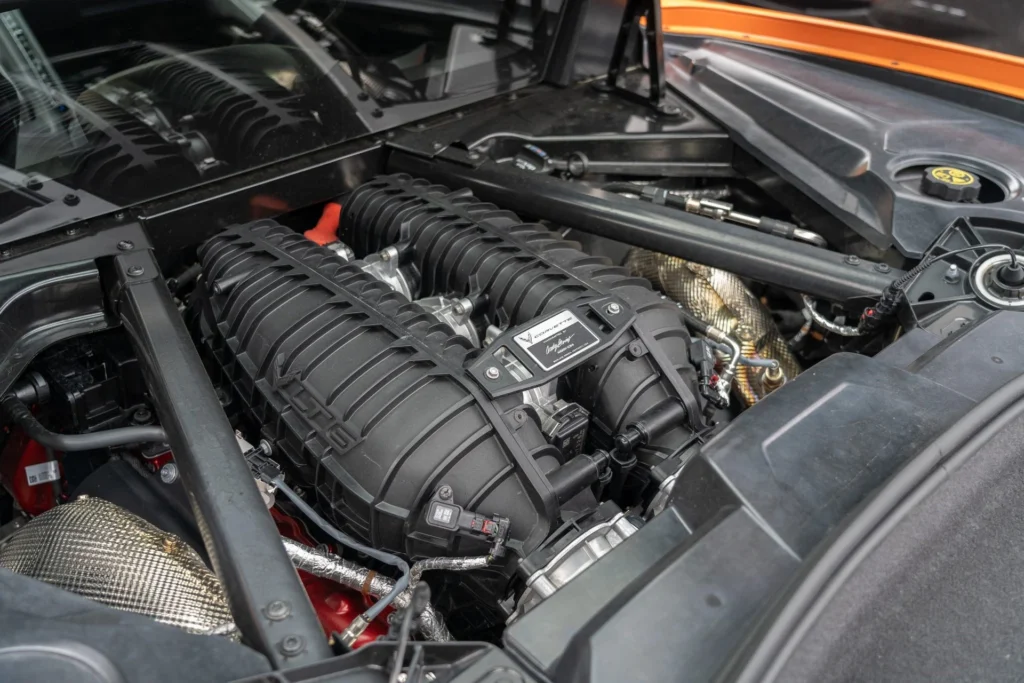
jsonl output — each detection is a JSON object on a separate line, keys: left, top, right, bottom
{"left": 661, "top": 0, "right": 1024, "bottom": 101}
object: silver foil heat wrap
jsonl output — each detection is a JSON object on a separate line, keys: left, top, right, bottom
{"left": 0, "top": 496, "right": 236, "bottom": 637}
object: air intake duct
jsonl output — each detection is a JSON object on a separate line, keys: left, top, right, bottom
{"left": 340, "top": 174, "right": 706, "bottom": 472}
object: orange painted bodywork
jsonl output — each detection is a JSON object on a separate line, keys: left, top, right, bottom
{"left": 661, "top": 0, "right": 1024, "bottom": 101}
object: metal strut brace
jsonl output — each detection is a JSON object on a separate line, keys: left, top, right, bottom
{"left": 595, "top": 0, "right": 681, "bottom": 116}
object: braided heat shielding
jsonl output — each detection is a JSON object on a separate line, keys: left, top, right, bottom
{"left": 626, "top": 249, "right": 801, "bottom": 394}
{"left": 0, "top": 496, "right": 236, "bottom": 637}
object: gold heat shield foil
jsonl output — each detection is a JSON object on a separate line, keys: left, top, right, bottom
{"left": 626, "top": 249, "right": 801, "bottom": 384}
{"left": 0, "top": 496, "right": 236, "bottom": 637}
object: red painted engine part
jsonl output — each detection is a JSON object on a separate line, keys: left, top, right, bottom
{"left": 0, "top": 429, "right": 61, "bottom": 516}
{"left": 304, "top": 202, "right": 342, "bottom": 245}
{"left": 272, "top": 508, "right": 389, "bottom": 647}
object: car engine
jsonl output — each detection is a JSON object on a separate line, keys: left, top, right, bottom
{"left": 189, "top": 173, "right": 720, "bottom": 629}
{"left": 2, "top": 1, "right": 1024, "bottom": 681}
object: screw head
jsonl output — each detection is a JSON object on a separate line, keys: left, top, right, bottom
{"left": 873, "top": 262, "right": 891, "bottom": 273}
{"left": 265, "top": 600, "right": 291, "bottom": 620}
{"left": 127, "top": 265, "right": 145, "bottom": 277}
{"left": 279, "top": 634, "right": 305, "bottom": 656}
{"left": 0, "top": 248, "right": 11, "bottom": 259}
{"left": 357, "top": 92, "right": 369, "bottom": 101}
{"left": 467, "top": 151, "right": 481, "bottom": 161}
{"left": 64, "top": 227, "right": 79, "bottom": 236}
{"left": 117, "top": 240, "right": 134, "bottom": 251}
{"left": 605, "top": 302, "right": 622, "bottom": 315}
{"left": 453, "top": 301, "right": 467, "bottom": 315}
{"left": 432, "top": 142, "right": 443, "bottom": 151}
{"left": 371, "top": 109, "right": 383, "bottom": 118}
{"left": 485, "top": 366, "right": 501, "bottom": 380}
{"left": 24, "top": 176, "right": 42, "bottom": 191}
{"left": 63, "top": 193, "right": 80, "bottom": 206}
{"left": 844, "top": 254, "right": 861, "bottom": 266}
{"left": 944, "top": 263, "right": 962, "bottom": 284}
{"left": 438, "top": 485, "right": 453, "bottom": 500}
{"left": 160, "top": 463, "right": 179, "bottom": 484}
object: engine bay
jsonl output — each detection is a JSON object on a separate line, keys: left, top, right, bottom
{"left": 2, "top": 1, "right": 1024, "bottom": 681}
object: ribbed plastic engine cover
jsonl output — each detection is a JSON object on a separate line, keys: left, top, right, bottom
{"left": 341, "top": 174, "right": 705, "bottom": 467}
{"left": 192, "top": 220, "right": 560, "bottom": 563}
{"left": 0, "top": 496, "right": 235, "bottom": 636}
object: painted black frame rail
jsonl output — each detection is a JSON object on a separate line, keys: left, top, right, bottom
{"left": 387, "top": 150, "right": 903, "bottom": 302}
{"left": 112, "top": 246, "right": 332, "bottom": 668}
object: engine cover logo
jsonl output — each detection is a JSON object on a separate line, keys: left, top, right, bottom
{"left": 514, "top": 310, "right": 600, "bottom": 371}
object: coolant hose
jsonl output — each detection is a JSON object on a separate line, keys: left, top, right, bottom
{"left": 0, "top": 394, "right": 168, "bottom": 451}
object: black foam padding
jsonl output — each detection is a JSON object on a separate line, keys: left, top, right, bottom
{"left": 779, "top": 413, "right": 1024, "bottom": 682}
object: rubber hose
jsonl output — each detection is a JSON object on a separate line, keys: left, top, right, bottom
{"left": 1, "top": 395, "right": 168, "bottom": 451}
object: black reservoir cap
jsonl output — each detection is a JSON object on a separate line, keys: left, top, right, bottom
{"left": 922, "top": 166, "right": 982, "bottom": 202}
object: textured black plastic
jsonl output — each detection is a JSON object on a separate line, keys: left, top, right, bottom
{"left": 505, "top": 331, "right": 998, "bottom": 682}
{"left": 340, "top": 174, "right": 704, "bottom": 469}
{"left": 194, "top": 220, "right": 560, "bottom": 561}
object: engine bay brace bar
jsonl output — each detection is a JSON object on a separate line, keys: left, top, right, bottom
{"left": 112, "top": 248, "right": 331, "bottom": 668}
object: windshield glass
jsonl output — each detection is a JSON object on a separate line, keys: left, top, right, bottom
{"left": 0, "top": 0, "right": 561, "bottom": 228}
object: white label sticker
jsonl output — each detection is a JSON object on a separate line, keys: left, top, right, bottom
{"left": 513, "top": 310, "right": 600, "bottom": 371}
{"left": 25, "top": 461, "right": 60, "bottom": 486}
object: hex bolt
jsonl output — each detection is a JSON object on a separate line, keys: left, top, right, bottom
{"left": 844, "top": 254, "right": 861, "bottom": 266}
{"left": 63, "top": 193, "right": 80, "bottom": 206}
{"left": 484, "top": 366, "right": 501, "bottom": 380}
{"left": 117, "top": 240, "right": 134, "bottom": 251}
{"left": 265, "top": 600, "right": 291, "bottom": 621}
{"left": 438, "top": 485, "right": 453, "bottom": 501}
{"left": 278, "top": 634, "right": 305, "bottom": 656}
{"left": 452, "top": 298, "right": 473, "bottom": 316}
{"left": 873, "top": 262, "right": 891, "bottom": 273}
{"left": 944, "top": 263, "right": 962, "bottom": 284}
{"left": 127, "top": 265, "right": 145, "bottom": 277}
{"left": 160, "top": 463, "right": 179, "bottom": 484}
{"left": 605, "top": 302, "right": 622, "bottom": 315}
